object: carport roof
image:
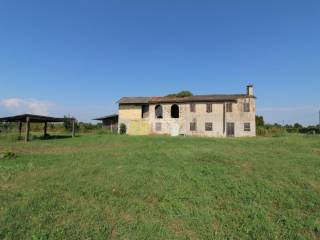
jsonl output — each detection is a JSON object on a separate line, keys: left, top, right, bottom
{"left": 0, "top": 114, "right": 74, "bottom": 123}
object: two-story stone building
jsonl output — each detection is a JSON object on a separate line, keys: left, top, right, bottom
{"left": 99, "top": 85, "right": 256, "bottom": 137}
{"left": 97, "top": 85, "right": 256, "bottom": 137}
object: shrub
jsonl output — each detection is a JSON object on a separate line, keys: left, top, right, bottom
{"left": 119, "top": 123, "right": 127, "bottom": 135}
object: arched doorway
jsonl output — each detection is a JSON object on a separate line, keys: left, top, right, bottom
{"left": 155, "top": 105, "right": 163, "bottom": 119}
{"left": 171, "top": 104, "right": 179, "bottom": 118}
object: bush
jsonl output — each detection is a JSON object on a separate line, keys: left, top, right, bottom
{"left": 119, "top": 123, "right": 127, "bottom": 135}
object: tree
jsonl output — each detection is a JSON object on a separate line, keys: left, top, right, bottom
{"left": 255, "top": 115, "right": 265, "bottom": 127}
{"left": 293, "top": 123, "right": 303, "bottom": 129}
{"left": 166, "top": 91, "right": 193, "bottom": 97}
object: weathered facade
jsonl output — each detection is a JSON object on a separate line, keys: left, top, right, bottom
{"left": 118, "top": 85, "right": 256, "bottom": 137}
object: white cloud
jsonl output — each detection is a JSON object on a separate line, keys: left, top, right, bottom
{"left": 0, "top": 98, "right": 53, "bottom": 116}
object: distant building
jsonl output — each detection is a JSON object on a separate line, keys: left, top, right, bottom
{"left": 94, "top": 114, "right": 118, "bottom": 132}
{"left": 96, "top": 85, "right": 256, "bottom": 137}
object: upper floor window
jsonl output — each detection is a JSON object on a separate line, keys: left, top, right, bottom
{"left": 226, "top": 103, "right": 232, "bottom": 112}
{"left": 142, "top": 105, "right": 149, "bottom": 118}
{"left": 244, "top": 123, "right": 251, "bottom": 131}
{"left": 243, "top": 103, "right": 250, "bottom": 112}
{"left": 155, "top": 105, "right": 163, "bottom": 119}
{"left": 171, "top": 104, "right": 179, "bottom": 118}
{"left": 206, "top": 103, "right": 212, "bottom": 113}
{"left": 190, "top": 103, "right": 196, "bottom": 112}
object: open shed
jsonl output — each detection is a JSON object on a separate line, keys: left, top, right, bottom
{"left": 94, "top": 114, "right": 118, "bottom": 132}
{"left": 0, "top": 114, "right": 76, "bottom": 142}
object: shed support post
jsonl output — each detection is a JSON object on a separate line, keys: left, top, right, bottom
{"left": 25, "top": 117, "right": 30, "bottom": 142}
{"left": 44, "top": 122, "right": 47, "bottom": 137}
{"left": 72, "top": 119, "right": 75, "bottom": 138}
{"left": 18, "top": 122, "right": 22, "bottom": 139}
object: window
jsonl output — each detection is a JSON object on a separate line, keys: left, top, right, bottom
{"left": 155, "top": 122, "right": 162, "bottom": 131}
{"left": 190, "top": 103, "right": 196, "bottom": 112}
{"left": 190, "top": 122, "right": 196, "bottom": 131}
{"left": 243, "top": 103, "right": 250, "bottom": 112}
{"left": 142, "top": 105, "right": 149, "bottom": 118}
{"left": 226, "top": 103, "right": 232, "bottom": 112}
{"left": 171, "top": 104, "right": 179, "bottom": 118}
{"left": 205, "top": 122, "right": 213, "bottom": 131}
{"left": 206, "top": 103, "right": 212, "bottom": 113}
{"left": 244, "top": 123, "right": 251, "bottom": 131}
{"left": 155, "top": 105, "right": 163, "bottom": 119}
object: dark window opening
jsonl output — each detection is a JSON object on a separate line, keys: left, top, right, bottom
{"left": 243, "top": 103, "right": 250, "bottom": 112}
{"left": 155, "top": 105, "right": 163, "bottom": 119}
{"left": 244, "top": 123, "right": 251, "bottom": 131}
{"left": 142, "top": 105, "right": 149, "bottom": 118}
{"left": 205, "top": 122, "right": 213, "bottom": 131}
{"left": 226, "top": 103, "right": 232, "bottom": 112}
{"left": 206, "top": 103, "right": 212, "bottom": 113}
{"left": 171, "top": 104, "right": 179, "bottom": 118}
{"left": 190, "top": 103, "right": 196, "bottom": 112}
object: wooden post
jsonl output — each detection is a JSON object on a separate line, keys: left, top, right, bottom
{"left": 72, "top": 119, "right": 75, "bottom": 137}
{"left": 18, "top": 122, "right": 22, "bottom": 139}
{"left": 44, "top": 122, "right": 47, "bottom": 137}
{"left": 25, "top": 117, "right": 30, "bottom": 142}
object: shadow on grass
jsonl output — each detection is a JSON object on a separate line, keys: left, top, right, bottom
{"left": 34, "top": 134, "right": 74, "bottom": 140}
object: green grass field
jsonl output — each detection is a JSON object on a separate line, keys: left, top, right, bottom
{"left": 0, "top": 134, "right": 320, "bottom": 239}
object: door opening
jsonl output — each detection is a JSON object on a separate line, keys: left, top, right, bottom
{"left": 227, "top": 122, "right": 235, "bottom": 137}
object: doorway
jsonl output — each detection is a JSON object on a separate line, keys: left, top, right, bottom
{"left": 227, "top": 122, "right": 235, "bottom": 137}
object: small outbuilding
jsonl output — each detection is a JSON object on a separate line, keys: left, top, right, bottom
{"left": 0, "top": 114, "right": 76, "bottom": 142}
{"left": 94, "top": 114, "right": 118, "bottom": 132}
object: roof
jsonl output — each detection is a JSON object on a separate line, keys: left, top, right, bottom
{"left": 118, "top": 94, "right": 255, "bottom": 104}
{"left": 0, "top": 114, "right": 75, "bottom": 123}
{"left": 117, "top": 97, "right": 151, "bottom": 104}
{"left": 94, "top": 114, "right": 118, "bottom": 121}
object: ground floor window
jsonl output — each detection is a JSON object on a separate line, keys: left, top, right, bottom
{"left": 244, "top": 123, "right": 251, "bottom": 131}
{"left": 205, "top": 122, "right": 213, "bottom": 131}
{"left": 155, "top": 122, "right": 162, "bottom": 131}
{"left": 190, "top": 122, "right": 196, "bottom": 131}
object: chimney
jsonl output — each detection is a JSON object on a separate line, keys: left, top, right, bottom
{"left": 247, "top": 84, "right": 254, "bottom": 96}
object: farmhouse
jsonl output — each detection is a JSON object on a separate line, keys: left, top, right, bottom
{"left": 97, "top": 85, "right": 256, "bottom": 137}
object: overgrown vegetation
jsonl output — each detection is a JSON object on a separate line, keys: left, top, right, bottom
{"left": 0, "top": 134, "right": 319, "bottom": 239}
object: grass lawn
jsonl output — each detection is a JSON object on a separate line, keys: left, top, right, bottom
{"left": 0, "top": 134, "right": 320, "bottom": 239}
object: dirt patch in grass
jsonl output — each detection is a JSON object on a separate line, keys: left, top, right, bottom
{"left": 313, "top": 148, "right": 320, "bottom": 155}
{"left": 239, "top": 161, "right": 252, "bottom": 173}
{"left": 170, "top": 219, "right": 198, "bottom": 240}
{"left": 121, "top": 211, "right": 133, "bottom": 223}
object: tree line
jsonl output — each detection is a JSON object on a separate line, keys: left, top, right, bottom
{"left": 256, "top": 115, "right": 320, "bottom": 136}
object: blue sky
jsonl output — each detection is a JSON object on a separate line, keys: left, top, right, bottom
{"left": 0, "top": 0, "right": 319, "bottom": 125}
